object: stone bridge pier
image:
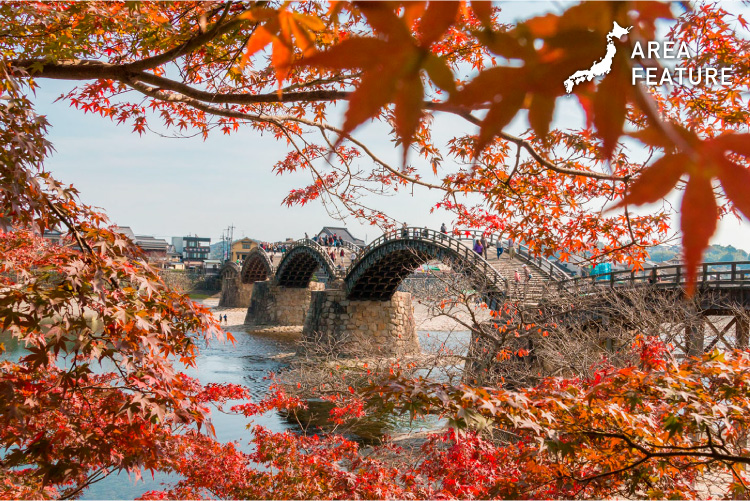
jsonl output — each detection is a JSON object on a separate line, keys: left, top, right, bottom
{"left": 219, "top": 275, "right": 254, "bottom": 308}
{"left": 244, "top": 280, "right": 325, "bottom": 326}
{"left": 218, "top": 262, "right": 255, "bottom": 308}
{"left": 302, "top": 288, "right": 419, "bottom": 357}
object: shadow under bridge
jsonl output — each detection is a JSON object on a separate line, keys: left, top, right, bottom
{"left": 240, "top": 247, "right": 274, "bottom": 284}
{"left": 274, "top": 239, "right": 338, "bottom": 287}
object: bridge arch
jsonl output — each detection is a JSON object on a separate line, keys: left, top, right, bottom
{"left": 275, "top": 239, "right": 338, "bottom": 288}
{"left": 344, "top": 228, "right": 508, "bottom": 305}
{"left": 240, "top": 247, "right": 274, "bottom": 284}
{"left": 220, "top": 262, "right": 241, "bottom": 280}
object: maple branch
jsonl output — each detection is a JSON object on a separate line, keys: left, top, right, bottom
{"left": 123, "top": 77, "right": 281, "bottom": 125}
{"left": 11, "top": 58, "right": 355, "bottom": 103}
{"left": 44, "top": 199, "right": 94, "bottom": 255}
{"left": 132, "top": 70, "right": 355, "bottom": 104}
{"left": 451, "top": 110, "right": 626, "bottom": 182}
{"left": 60, "top": 466, "right": 110, "bottom": 500}
{"left": 572, "top": 453, "right": 652, "bottom": 490}
{"left": 123, "top": 78, "right": 448, "bottom": 194}
{"left": 582, "top": 430, "right": 750, "bottom": 465}
{"left": 42, "top": 199, "right": 126, "bottom": 293}
{"left": 506, "top": 143, "right": 521, "bottom": 185}
{"left": 281, "top": 131, "right": 352, "bottom": 218}
{"left": 10, "top": 60, "right": 633, "bottom": 186}
{"left": 726, "top": 460, "right": 749, "bottom": 492}
{"left": 11, "top": 60, "right": 634, "bottom": 188}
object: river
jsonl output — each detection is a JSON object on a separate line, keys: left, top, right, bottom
{"left": 1, "top": 303, "right": 469, "bottom": 499}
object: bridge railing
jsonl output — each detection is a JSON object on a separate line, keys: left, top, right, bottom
{"left": 453, "top": 229, "right": 571, "bottom": 281}
{"left": 351, "top": 227, "right": 509, "bottom": 297}
{"left": 340, "top": 239, "right": 363, "bottom": 254}
{"left": 557, "top": 261, "right": 750, "bottom": 292}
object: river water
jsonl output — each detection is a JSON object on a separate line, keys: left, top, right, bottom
{"left": 2, "top": 308, "right": 469, "bottom": 499}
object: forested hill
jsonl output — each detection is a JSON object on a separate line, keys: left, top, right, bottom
{"left": 648, "top": 244, "right": 749, "bottom": 263}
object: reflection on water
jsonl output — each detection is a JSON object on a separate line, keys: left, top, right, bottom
{"left": 1, "top": 321, "right": 469, "bottom": 499}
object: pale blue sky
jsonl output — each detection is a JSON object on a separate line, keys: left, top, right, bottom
{"left": 33, "top": 1, "right": 750, "bottom": 251}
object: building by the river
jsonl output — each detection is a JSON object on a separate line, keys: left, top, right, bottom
{"left": 230, "top": 237, "right": 258, "bottom": 263}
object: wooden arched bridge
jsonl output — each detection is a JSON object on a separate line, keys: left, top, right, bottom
{"left": 222, "top": 228, "right": 512, "bottom": 308}
{"left": 221, "top": 227, "right": 750, "bottom": 307}
{"left": 219, "top": 226, "right": 750, "bottom": 356}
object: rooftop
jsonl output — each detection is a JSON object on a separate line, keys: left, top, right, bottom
{"left": 317, "top": 226, "right": 365, "bottom": 246}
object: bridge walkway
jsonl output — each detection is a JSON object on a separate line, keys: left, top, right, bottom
{"left": 453, "top": 231, "right": 568, "bottom": 304}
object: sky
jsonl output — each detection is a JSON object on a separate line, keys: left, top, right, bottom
{"left": 33, "top": 1, "right": 750, "bottom": 251}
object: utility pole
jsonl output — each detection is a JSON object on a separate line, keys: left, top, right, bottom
{"left": 220, "top": 229, "right": 226, "bottom": 262}
{"left": 223, "top": 224, "right": 235, "bottom": 262}
{"left": 224, "top": 228, "right": 229, "bottom": 261}
{"left": 227, "top": 224, "right": 235, "bottom": 262}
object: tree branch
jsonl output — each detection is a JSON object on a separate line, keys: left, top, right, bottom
{"left": 123, "top": 2, "right": 240, "bottom": 72}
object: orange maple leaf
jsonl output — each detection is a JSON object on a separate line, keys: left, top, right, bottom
{"left": 297, "top": 1, "right": 459, "bottom": 164}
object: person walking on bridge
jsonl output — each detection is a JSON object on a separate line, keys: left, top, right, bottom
{"left": 514, "top": 269, "right": 521, "bottom": 298}
{"left": 648, "top": 266, "right": 659, "bottom": 285}
{"left": 508, "top": 238, "right": 515, "bottom": 260}
{"left": 480, "top": 235, "right": 488, "bottom": 259}
{"left": 402, "top": 222, "right": 409, "bottom": 239}
{"left": 496, "top": 240, "right": 504, "bottom": 259}
{"left": 522, "top": 264, "right": 531, "bottom": 299}
{"left": 473, "top": 239, "right": 483, "bottom": 256}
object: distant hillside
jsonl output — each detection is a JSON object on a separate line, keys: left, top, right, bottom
{"left": 210, "top": 241, "right": 226, "bottom": 260}
{"left": 648, "top": 243, "right": 749, "bottom": 263}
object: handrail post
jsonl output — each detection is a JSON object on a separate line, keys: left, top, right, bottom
{"left": 732, "top": 262, "right": 737, "bottom": 282}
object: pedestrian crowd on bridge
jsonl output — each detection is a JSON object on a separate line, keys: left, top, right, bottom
{"left": 312, "top": 233, "right": 345, "bottom": 247}
{"left": 259, "top": 242, "right": 290, "bottom": 254}
{"left": 327, "top": 247, "right": 347, "bottom": 265}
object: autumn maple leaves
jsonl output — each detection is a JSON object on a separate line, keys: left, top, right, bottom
{"left": 8, "top": 1, "right": 748, "bottom": 288}
{"left": 297, "top": 2, "right": 462, "bottom": 164}
{"left": 617, "top": 126, "right": 750, "bottom": 291}
{"left": 238, "top": 1, "right": 750, "bottom": 291}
